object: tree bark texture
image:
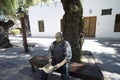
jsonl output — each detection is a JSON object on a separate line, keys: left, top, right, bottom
{"left": 61, "top": 0, "right": 83, "bottom": 63}
{"left": 24, "top": 15, "right": 31, "bottom": 35}
{"left": 0, "top": 20, "right": 14, "bottom": 48}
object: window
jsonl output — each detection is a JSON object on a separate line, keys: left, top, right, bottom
{"left": 101, "top": 8, "right": 112, "bottom": 15}
{"left": 114, "top": 14, "right": 120, "bottom": 32}
{"left": 38, "top": 20, "right": 44, "bottom": 32}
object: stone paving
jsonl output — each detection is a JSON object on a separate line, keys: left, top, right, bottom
{"left": 0, "top": 37, "right": 81, "bottom": 80}
{"left": 0, "top": 37, "right": 120, "bottom": 80}
{"left": 82, "top": 38, "right": 120, "bottom": 80}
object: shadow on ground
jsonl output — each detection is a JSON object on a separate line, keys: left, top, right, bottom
{"left": 0, "top": 45, "right": 79, "bottom": 80}
{"left": 94, "top": 39, "right": 120, "bottom": 74}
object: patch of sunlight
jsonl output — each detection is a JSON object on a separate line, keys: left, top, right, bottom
{"left": 98, "top": 47, "right": 117, "bottom": 54}
{"left": 27, "top": 38, "right": 55, "bottom": 47}
{"left": 19, "top": 54, "right": 30, "bottom": 58}
{"left": 95, "top": 58, "right": 103, "bottom": 64}
{"left": 114, "top": 63, "right": 120, "bottom": 66}
{"left": 0, "top": 54, "right": 30, "bottom": 59}
{"left": 83, "top": 40, "right": 117, "bottom": 54}
{"left": 0, "top": 49, "right": 6, "bottom": 51}
{"left": 44, "top": 48, "right": 49, "bottom": 51}
{"left": 111, "top": 55, "right": 117, "bottom": 58}
{"left": 83, "top": 40, "right": 103, "bottom": 50}
{"left": 52, "top": 72, "right": 61, "bottom": 76}
{"left": 102, "top": 71, "right": 120, "bottom": 80}
{"left": 112, "top": 44, "right": 120, "bottom": 47}
{"left": 12, "top": 52, "right": 18, "bottom": 55}
{"left": 0, "top": 55, "right": 19, "bottom": 58}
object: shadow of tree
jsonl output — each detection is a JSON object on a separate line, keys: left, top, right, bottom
{"left": 0, "top": 47, "right": 49, "bottom": 80}
{"left": 2, "top": 37, "right": 84, "bottom": 80}
{"left": 18, "top": 67, "right": 76, "bottom": 80}
{"left": 17, "top": 67, "right": 61, "bottom": 80}
{"left": 0, "top": 47, "right": 79, "bottom": 80}
{"left": 94, "top": 52, "right": 120, "bottom": 74}
{"left": 93, "top": 39, "right": 120, "bottom": 74}
{"left": 95, "top": 39, "right": 120, "bottom": 54}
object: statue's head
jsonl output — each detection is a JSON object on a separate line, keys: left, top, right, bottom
{"left": 55, "top": 32, "right": 63, "bottom": 43}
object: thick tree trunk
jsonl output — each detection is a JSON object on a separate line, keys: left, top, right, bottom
{"left": 61, "top": 0, "right": 83, "bottom": 63}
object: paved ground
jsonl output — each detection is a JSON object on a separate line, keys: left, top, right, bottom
{"left": 0, "top": 37, "right": 120, "bottom": 80}
{"left": 82, "top": 38, "right": 120, "bottom": 80}
{"left": 0, "top": 37, "right": 81, "bottom": 80}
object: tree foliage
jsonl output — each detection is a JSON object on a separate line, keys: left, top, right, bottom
{"left": 0, "top": 0, "right": 50, "bottom": 17}
{"left": 0, "top": 0, "right": 82, "bottom": 17}
{"left": 0, "top": 0, "right": 18, "bottom": 16}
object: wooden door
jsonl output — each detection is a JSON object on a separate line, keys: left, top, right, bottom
{"left": 84, "top": 17, "right": 96, "bottom": 37}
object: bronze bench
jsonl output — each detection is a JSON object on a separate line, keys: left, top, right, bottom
{"left": 29, "top": 56, "right": 104, "bottom": 80}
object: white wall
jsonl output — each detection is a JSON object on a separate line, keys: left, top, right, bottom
{"left": 29, "top": 0, "right": 120, "bottom": 38}
{"left": 29, "top": 1, "right": 64, "bottom": 37}
{"left": 82, "top": 0, "right": 120, "bottom": 38}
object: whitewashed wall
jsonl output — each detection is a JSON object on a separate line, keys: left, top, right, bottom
{"left": 29, "top": 1, "right": 64, "bottom": 37}
{"left": 82, "top": 0, "right": 120, "bottom": 38}
{"left": 29, "top": 0, "right": 120, "bottom": 38}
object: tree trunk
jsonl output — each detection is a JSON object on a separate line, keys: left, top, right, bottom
{"left": 0, "top": 20, "right": 14, "bottom": 48}
{"left": 61, "top": 0, "right": 83, "bottom": 63}
{"left": 24, "top": 15, "right": 31, "bottom": 36}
